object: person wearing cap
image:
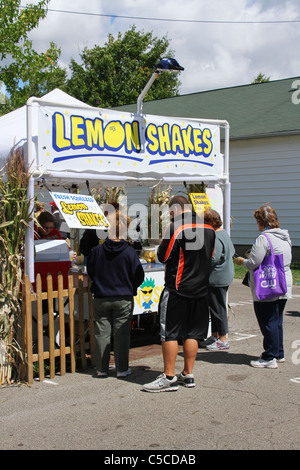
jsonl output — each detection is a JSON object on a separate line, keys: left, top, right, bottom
{"left": 50, "top": 201, "right": 61, "bottom": 231}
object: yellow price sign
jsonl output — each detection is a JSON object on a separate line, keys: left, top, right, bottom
{"left": 189, "top": 193, "right": 211, "bottom": 215}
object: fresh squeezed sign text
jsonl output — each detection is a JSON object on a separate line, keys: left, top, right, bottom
{"left": 51, "top": 192, "right": 109, "bottom": 230}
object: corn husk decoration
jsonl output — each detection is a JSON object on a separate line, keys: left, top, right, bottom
{"left": 0, "top": 147, "right": 32, "bottom": 385}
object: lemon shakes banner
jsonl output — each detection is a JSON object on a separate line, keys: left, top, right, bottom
{"left": 37, "top": 105, "right": 222, "bottom": 178}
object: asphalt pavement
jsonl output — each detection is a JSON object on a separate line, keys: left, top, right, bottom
{"left": 1, "top": 279, "right": 300, "bottom": 453}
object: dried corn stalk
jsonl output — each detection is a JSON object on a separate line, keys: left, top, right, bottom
{"left": 148, "top": 185, "right": 172, "bottom": 239}
{"left": 0, "top": 147, "right": 32, "bottom": 385}
{"left": 91, "top": 186, "right": 126, "bottom": 205}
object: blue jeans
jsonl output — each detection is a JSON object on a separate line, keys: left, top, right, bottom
{"left": 253, "top": 299, "right": 286, "bottom": 360}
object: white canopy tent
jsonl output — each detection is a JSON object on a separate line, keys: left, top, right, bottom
{"left": 0, "top": 89, "right": 230, "bottom": 281}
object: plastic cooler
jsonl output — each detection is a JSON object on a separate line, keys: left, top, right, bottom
{"left": 34, "top": 239, "right": 71, "bottom": 291}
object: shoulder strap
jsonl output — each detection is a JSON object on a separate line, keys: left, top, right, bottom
{"left": 261, "top": 233, "right": 274, "bottom": 255}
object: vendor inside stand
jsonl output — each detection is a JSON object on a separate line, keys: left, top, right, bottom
{"left": 34, "top": 211, "right": 76, "bottom": 260}
{"left": 35, "top": 211, "right": 63, "bottom": 241}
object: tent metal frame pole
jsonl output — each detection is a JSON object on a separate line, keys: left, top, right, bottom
{"left": 223, "top": 122, "right": 231, "bottom": 235}
{"left": 25, "top": 98, "right": 35, "bottom": 282}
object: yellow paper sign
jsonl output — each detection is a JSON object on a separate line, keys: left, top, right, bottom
{"left": 189, "top": 193, "right": 211, "bottom": 215}
{"left": 51, "top": 192, "right": 109, "bottom": 230}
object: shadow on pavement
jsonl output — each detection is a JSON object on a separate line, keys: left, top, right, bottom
{"left": 193, "top": 350, "right": 257, "bottom": 366}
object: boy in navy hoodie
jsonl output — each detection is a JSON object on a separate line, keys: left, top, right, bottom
{"left": 87, "top": 210, "right": 144, "bottom": 378}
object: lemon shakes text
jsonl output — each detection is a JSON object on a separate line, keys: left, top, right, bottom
{"left": 52, "top": 113, "right": 214, "bottom": 158}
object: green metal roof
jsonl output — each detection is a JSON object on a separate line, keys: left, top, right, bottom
{"left": 114, "top": 76, "right": 300, "bottom": 140}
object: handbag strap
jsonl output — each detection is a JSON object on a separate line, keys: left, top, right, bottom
{"left": 261, "top": 233, "right": 274, "bottom": 255}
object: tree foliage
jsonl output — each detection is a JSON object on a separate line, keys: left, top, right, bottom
{"left": 4, "top": 40, "right": 66, "bottom": 109}
{"left": 252, "top": 73, "right": 270, "bottom": 84}
{"left": 0, "top": 5, "right": 181, "bottom": 114}
{"left": 0, "top": 0, "right": 66, "bottom": 114}
{"left": 66, "top": 26, "right": 181, "bottom": 107}
{"left": 0, "top": 0, "right": 48, "bottom": 59}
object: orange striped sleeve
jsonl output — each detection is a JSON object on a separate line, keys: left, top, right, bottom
{"left": 164, "top": 223, "right": 214, "bottom": 262}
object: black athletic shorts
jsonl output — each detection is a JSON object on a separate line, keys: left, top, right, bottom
{"left": 158, "top": 288, "right": 209, "bottom": 341}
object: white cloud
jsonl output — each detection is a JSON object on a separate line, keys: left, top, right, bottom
{"left": 24, "top": 0, "right": 300, "bottom": 94}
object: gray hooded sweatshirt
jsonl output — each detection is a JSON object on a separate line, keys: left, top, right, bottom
{"left": 243, "top": 228, "right": 292, "bottom": 302}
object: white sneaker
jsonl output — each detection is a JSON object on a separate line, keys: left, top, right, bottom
{"left": 250, "top": 358, "right": 278, "bottom": 369}
{"left": 117, "top": 368, "right": 131, "bottom": 378}
{"left": 177, "top": 372, "right": 195, "bottom": 388}
{"left": 97, "top": 371, "right": 108, "bottom": 377}
{"left": 142, "top": 373, "right": 178, "bottom": 393}
{"left": 206, "top": 339, "right": 229, "bottom": 351}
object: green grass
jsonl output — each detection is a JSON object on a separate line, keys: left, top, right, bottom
{"left": 234, "top": 264, "right": 248, "bottom": 280}
{"left": 291, "top": 262, "right": 300, "bottom": 284}
{"left": 234, "top": 262, "right": 300, "bottom": 285}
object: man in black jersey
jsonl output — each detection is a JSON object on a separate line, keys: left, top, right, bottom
{"left": 143, "top": 196, "right": 215, "bottom": 392}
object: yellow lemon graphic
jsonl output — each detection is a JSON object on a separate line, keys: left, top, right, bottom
{"left": 104, "top": 121, "right": 125, "bottom": 149}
